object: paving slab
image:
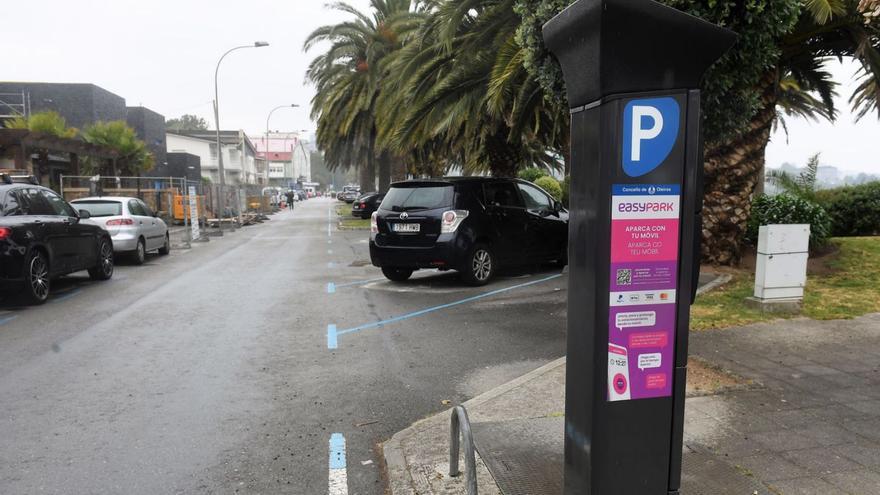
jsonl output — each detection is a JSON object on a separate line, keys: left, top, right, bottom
{"left": 385, "top": 312, "right": 880, "bottom": 495}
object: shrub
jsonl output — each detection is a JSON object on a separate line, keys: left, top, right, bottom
{"left": 814, "top": 182, "right": 880, "bottom": 237}
{"left": 535, "top": 176, "right": 563, "bottom": 201}
{"left": 517, "top": 167, "right": 549, "bottom": 183}
{"left": 746, "top": 193, "right": 831, "bottom": 248}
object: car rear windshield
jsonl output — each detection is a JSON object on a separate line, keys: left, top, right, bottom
{"left": 72, "top": 200, "right": 122, "bottom": 217}
{"left": 381, "top": 185, "right": 453, "bottom": 212}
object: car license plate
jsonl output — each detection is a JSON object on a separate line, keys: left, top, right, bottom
{"left": 393, "top": 223, "right": 420, "bottom": 233}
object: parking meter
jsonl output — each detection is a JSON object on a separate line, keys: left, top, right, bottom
{"left": 542, "top": 1, "right": 736, "bottom": 493}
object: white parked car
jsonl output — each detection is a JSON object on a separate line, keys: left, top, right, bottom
{"left": 70, "top": 196, "right": 170, "bottom": 264}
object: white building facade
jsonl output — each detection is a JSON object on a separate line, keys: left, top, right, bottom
{"left": 166, "top": 130, "right": 261, "bottom": 185}
{"left": 250, "top": 131, "right": 311, "bottom": 186}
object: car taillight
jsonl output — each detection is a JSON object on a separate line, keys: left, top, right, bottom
{"left": 370, "top": 212, "right": 378, "bottom": 234}
{"left": 105, "top": 218, "right": 134, "bottom": 226}
{"left": 0, "top": 227, "right": 11, "bottom": 241}
{"left": 360, "top": 202, "right": 366, "bottom": 208}
{"left": 441, "top": 210, "right": 469, "bottom": 234}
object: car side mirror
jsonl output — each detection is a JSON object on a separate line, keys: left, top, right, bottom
{"left": 78, "top": 209, "right": 91, "bottom": 219}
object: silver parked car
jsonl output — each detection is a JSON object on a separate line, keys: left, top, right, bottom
{"left": 70, "top": 196, "right": 170, "bottom": 264}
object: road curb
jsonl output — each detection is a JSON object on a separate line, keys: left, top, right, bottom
{"left": 695, "top": 273, "right": 732, "bottom": 296}
{"left": 382, "top": 357, "right": 566, "bottom": 494}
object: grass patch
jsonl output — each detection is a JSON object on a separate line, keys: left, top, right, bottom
{"left": 335, "top": 202, "right": 370, "bottom": 230}
{"left": 691, "top": 237, "right": 880, "bottom": 330}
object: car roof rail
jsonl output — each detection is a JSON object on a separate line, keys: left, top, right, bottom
{"left": 1, "top": 174, "right": 39, "bottom": 185}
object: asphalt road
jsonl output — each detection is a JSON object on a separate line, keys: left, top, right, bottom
{"left": 0, "top": 197, "right": 567, "bottom": 494}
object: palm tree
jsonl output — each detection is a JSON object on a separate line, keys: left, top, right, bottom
{"left": 379, "top": 0, "right": 563, "bottom": 177}
{"left": 699, "top": 0, "right": 879, "bottom": 264}
{"left": 3, "top": 111, "right": 79, "bottom": 182}
{"left": 305, "top": 0, "right": 423, "bottom": 192}
{"left": 767, "top": 152, "right": 822, "bottom": 201}
{"left": 3, "top": 110, "right": 78, "bottom": 138}
{"left": 81, "top": 121, "right": 154, "bottom": 176}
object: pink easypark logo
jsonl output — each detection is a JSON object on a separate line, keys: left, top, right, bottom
{"left": 617, "top": 202, "right": 676, "bottom": 213}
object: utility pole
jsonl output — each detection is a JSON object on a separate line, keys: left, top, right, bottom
{"left": 213, "top": 41, "right": 268, "bottom": 235}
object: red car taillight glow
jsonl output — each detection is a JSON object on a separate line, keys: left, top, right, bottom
{"left": 105, "top": 218, "right": 134, "bottom": 226}
{"left": 0, "top": 227, "right": 11, "bottom": 240}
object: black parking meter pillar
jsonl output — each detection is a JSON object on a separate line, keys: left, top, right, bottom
{"left": 542, "top": 1, "right": 735, "bottom": 493}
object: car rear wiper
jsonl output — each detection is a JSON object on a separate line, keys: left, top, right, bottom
{"left": 402, "top": 206, "right": 428, "bottom": 212}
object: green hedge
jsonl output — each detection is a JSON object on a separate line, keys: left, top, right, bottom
{"left": 814, "top": 182, "right": 880, "bottom": 237}
{"left": 747, "top": 193, "right": 831, "bottom": 248}
{"left": 517, "top": 167, "right": 549, "bottom": 183}
{"left": 535, "top": 176, "right": 562, "bottom": 201}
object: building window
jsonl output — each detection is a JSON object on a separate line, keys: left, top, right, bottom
{"left": 209, "top": 143, "right": 218, "bottom": 159}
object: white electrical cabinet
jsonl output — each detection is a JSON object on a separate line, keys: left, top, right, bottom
{"left": 754, "top": 224, "right": 810, "bottom": 301}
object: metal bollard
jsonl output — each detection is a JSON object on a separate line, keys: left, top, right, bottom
{"left": 449, "top": 405, "right": 477, "bottom": 495}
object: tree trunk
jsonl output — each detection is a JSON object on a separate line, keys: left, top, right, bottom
{"left": 377, "top": 151, "right": 391, "bottom": 193}
{"left": 391, "top": 155, "right": 407, "bottom": 182}
{"left": 358, "top": 160, "right": 375, "bottom": 192}
{"left": 701, "top": 69, "right": 779, "bottom": 265}
{"left": 486, "top": 130, "right": 521, "bottom": 178}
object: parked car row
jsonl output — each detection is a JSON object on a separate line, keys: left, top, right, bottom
{"left": 336, "top": 185, "right": 361, "bottom": 203}
{"left": 351, "top": 192, "right": 385, "bottom": 219}
{"left": 369, "top": 177, "right": 568, "bottom": 285}
{"left": 71, "top": 197, "right": 170, "bottom": 264}
{"left": 0, "top": 174, "right": 170, "bottom": 304}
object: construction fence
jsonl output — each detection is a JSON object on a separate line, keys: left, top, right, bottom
{"left": 59, "top": 176, "right": 280, "bottom": 243}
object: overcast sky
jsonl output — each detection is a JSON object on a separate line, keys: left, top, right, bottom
{"left": 3, "top": 1, "right": 878, "bottom": 174}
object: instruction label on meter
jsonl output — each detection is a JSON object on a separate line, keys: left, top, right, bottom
{"left": 608, "top": 184, "right": 680, "bottom": 401}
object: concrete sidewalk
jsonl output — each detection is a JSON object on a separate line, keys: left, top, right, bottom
{"left": 384, "top": 313, "right": 880, "bottom": 494}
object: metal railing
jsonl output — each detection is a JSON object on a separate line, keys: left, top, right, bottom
{"left": 449, "top": 405, "right": 478, "bottom": 495}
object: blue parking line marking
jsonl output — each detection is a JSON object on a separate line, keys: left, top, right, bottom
{"left": 330, "top": 273, "right": 562, "bottom": 347}
{"left": 0, "top": 315, "right": 17, "bottom": 326}
{"left": 52, "top": 289, "right": 81, "bottom": 303}
{"left": 333, "top": 277, "right": 385, "bottom": 289}
{"left": 329, "top": 433, "right": 346, "bottom": 469}
{"left": 327, "top": 282, "right": 336, "bottom": 294}
{"left": 327, "top": 324, "right": 338, "bottom": 349}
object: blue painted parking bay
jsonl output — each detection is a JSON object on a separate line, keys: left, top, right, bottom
{"left": 326, "top": 273, "right": 562, "bottom": 349}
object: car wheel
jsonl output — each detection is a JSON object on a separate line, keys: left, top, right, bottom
{"left": 461, "top": 243, "right": 495, "bottom": 286}
{"left": 88, "top": 238, "right": 114, "bottom": 280}
{"left": 158, "top": 233, "right": 170, "bottom": 255}
{"left": 382, "top": 267, "right": 414, "bottom": 282}
{"left": 23, "top": 250, "right": 51, "bottom": 305}
{"left": 132, "top": 238, "right": 146, "bottom": 265}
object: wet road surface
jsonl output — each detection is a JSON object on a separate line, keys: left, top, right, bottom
{"left": 0, "top": 198, "right": 567, "bottom": 494}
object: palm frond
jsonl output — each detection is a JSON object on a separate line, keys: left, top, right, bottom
{"left": 805, "top": 0, "right": 847, "bottom": 24}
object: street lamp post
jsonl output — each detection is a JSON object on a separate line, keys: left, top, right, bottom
{"left": 294, "top": 140, "right": 309, "bottom": 186}
{"left": 213, "top": 41, "right": 268, "bottom": 235}
{"left": 265, "top": 104, "right": 299, "bottom": 188}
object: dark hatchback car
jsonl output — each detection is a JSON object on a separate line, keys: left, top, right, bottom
{"left": 0, "top": 177, "right": 114, "bottom": 304}
{"left": 352, "top": 192, "right": 385, "bottom": 219}
{"left": 369, "top": 177, "right": 568, "bottom": 285}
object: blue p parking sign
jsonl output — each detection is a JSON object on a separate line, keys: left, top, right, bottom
{"left": 622, "top": 97, "right": 680, "bottom": 177}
